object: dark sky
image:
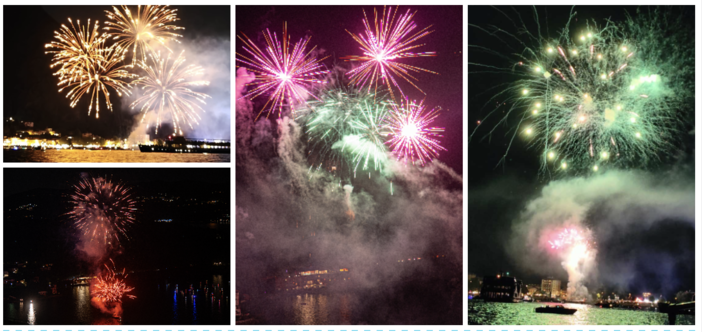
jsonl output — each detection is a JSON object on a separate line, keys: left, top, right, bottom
{"left": 3, "top": 5, "right": 229, "bottom": 139}
{"left": 236, "top": 5, "right": 463, "bottom": 175}
{"left": 468, "top": 6, "right": 695, "bottom": 296}
{"left": 3, "top": 168, "right": 230, "bottom": 196}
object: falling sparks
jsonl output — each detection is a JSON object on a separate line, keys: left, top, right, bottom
{"left": 131, "top": 50, "right": 210, "bottom": 136}
{"left": 92, "top": 259, "right": 136, "bottom": 303}
{"left": 342, "top": 6, "right": 437, "bottom": 102}
{"left": 385, "top": 98, "right": 445, "bottom": 166}
{"left": 68, "top": 176, "right": 136, "bottom": 247}
{"left": 236, "top": 23, "right": 329, "bottom": 120}
{"left": 45, "top": 18, "right": 137, "bottom": 119}
{"left": 104, "top": 5, "right": 184, "bottom": 65}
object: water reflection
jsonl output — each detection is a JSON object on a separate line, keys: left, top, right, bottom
{"left": 3, "top": 275, "right": 229, "bottom": 324}
{"left": 172, "top": 291, "right": 179, "bottom": 324}
{"left": 27, "top": 302, "right": 35, "bottom": 325}
{"left": 3, "top": 150, "right": 230, "bottom": 163}
{"left": 192, "top": 295, "right": 197, "bottom": 324}
{"left": 468, "top": 301, "right": 695, "bottom": 325}
{"left": 74, "top": 286, "right": 90, "bottom": 323}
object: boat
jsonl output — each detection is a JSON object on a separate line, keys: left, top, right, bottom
{"left": 535, "top": 305, "right": 577, "bottom": 315}
{"left": 138, "top": 136, "right": 230, "bottom": 154}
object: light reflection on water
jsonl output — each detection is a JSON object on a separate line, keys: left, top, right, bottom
{"left": 27, "top": 302, "right": 35, "bottom": 325}
{"left": 469, "top": 301, "right": 695, "bottom": 325}
{"left": 3, "top": 275, "right": 229, "bottom": 325}
{"left": 250, "top": 293, "right": 354, "bottom": 325}
{"left": 4, "top": 150, "right": 230, "bottom": 163}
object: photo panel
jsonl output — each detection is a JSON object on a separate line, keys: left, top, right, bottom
{"left": 3, "top": 168, "right": 231, "bottom": 325}
{"left": 468, "top": 5, "right": 695, "bottom": 326}
{"left": 2, "top": 5, "right": 231, "bottom": 163}
{"left": 235, "top": 4, "right": 464, "bottom": 325}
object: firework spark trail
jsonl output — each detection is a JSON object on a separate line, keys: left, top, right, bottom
{"left": 385, "top": 98, "right": 445, "bottom": 166}
{"left": 68, "top": 176, "right": 136, "bottom": 248}
{"left": 236, "top": 23, "right": 330, "bottom": 120}
{"left": 45, "top": 18, "right": 137, "bottom": 119}
{"left": 104, "top": 5, "right": 184, "bottom": 65}
{"left": 342, "top": 6, "right": 438, "bottom": 102}
{"left": 469, "top": 7, "right": 693, "bottom": 175}
{"left": 93, "top": 259, "right": 136, "bottom": 303}
{"left": 297, "top": 87, "right": 391, "bottom": 177}
{"left": 547, "top": 226, "right": 596, "bottom": 301}
{"left": 131, "top": 50, "right": 210, "bottom": 135}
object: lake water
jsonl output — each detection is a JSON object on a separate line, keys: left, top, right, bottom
{"left": 3, "top": 150, "right": 230, "bottom": 163}
{"left": 469, "top": 301, "right": 694, "bottom": 325}
{"left": 3, "top": 275, "right": 230, "bottom": 325}
{"left": 241, "top": 288, "right": 461, "bottom": 325}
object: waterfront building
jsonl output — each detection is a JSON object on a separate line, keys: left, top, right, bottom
{"left": 541, "top": 278, "right": 561, "bottom": 298}
{"left": 480, "top": 275, "right": 523, "bottom": 302}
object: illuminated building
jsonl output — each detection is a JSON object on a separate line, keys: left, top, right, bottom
{"left": 480, "top": 275, "right": 523, "bottom": 302}
{"left": 541, "top": 278, "right": 561, "bottom": 298}
{"left": 274, "top": 268, "right": 352, "bottom": 292}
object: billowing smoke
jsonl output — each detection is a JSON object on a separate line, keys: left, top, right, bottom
{"left": 510, "top": 169, "right": 694, "bottom": 300}
{"left": 343, "top": 184, "right": 355, "bottom": 220}
{"left": 236, "top": 93, "right": 462, "bottom": 322}
{"left": 90, "top": 289, "right": 123, "bottom": 317}
{"left": 72, "top": 175, "right": 114, "bottom": 265}
{"left": 123, "top": 36, "right": 230, "bottom": 141}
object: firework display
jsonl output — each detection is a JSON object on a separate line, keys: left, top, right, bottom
{"left": 44, "top": 5, "right": 216, "bottom": 136}
{"left": 236, "top": 23, "right": 330, "bottom": 120}
{"left": 470, "top": 7, "right": 693, "bottom": 175}
{"left": 131, "top": 50, "right": 210, "bottom": 135}
{"left": 45, "top": 18, "right": 137, "bottom": 119}
{"left": 298, "top": 87, "right": 391, "bottom": 176}
{"left": 384, "top": 98, "right": 445, "bottom": 166}
{"left": 93, "top": 259, "right": 137, "bottom": 303}
{"left": 234, "top": 6, "right": 449, "bottom": 174}
{"left": 342, "top": 6, "right": 437, "bottom": 101}
{"left": 548, "top": 227, "right": 591, "bottom": 250}
{"left": 104, "top": 5, "right": 184, "bottom": 65}
{"left": 547, "top": 226, "right": 597, "bottom": 300}
{"left": 68, "top": 176, "right": 136, "bottom": 247}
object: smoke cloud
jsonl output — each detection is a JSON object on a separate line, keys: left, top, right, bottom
{"left": 236, "top": 96, "right": 462, "bottom": 322}
{"left": 90, "top": 294, "right": 123, "bottom": 318}
{"left": 509, "top": 169, "right": 695, "bottom": 299}
{"left": 123, "top": 36, "right": 230, "bottom": 141}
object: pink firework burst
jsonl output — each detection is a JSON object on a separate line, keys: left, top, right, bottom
{"left": 548, "top": 227, "right": 591, "bottom": 250}
{"left": 236, "top": 23, "right": 330, "bottom": 120}
{"left": 385, "top": 98, "right": 445, "bottom": 166}
{"left": 342, "top": 6, "right": 437, "bottom": 101}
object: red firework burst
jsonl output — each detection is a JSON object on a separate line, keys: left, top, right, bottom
{"left": 68, "top": 176, "right": 136, "bottom": 246}
{"left": 93, "top": 259, "right": 136, "bottom": 303}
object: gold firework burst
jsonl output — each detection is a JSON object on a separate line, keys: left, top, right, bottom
{"left": 104, "top": 5, "right": 184, "bottom": 65}
{"left": 45, "top": 18, "right": 137, "bottom": 118}
{"left": 131, "top": 50, "right": 210, "bottom": 135}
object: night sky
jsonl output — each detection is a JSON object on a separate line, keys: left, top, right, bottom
{"left": 236, "top": 5, "right": 463, "bottom": 175}
{"left": 3, "top": 168, "right": 230, "bottom": 196}
{"left": 468, "top": 6, "right": 695, "bottom": 297}
{"left": 3, "top": 5, "right": 230, "bottom": 140}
